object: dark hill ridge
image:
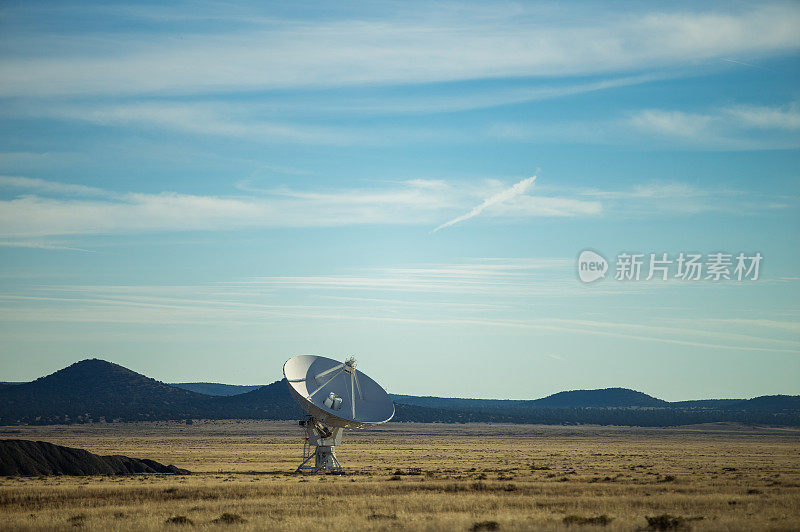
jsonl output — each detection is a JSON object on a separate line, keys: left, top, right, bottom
{"left": 214, "top": 381, "right": 302, "bottom": 419}
{"left": 391, "top": 387, "right": 667, "bottom": 410}
{"left": 170, "top": 382, "right": 262, "bottom": 396}
{"left": 1, "top": 359, "right": 798, "bottom": 427}
{"left": 0, "top": 439, "right": 189, "bottom": 476}
{"left": 738, "top": 395, "right": 800, "bottom": 411}
{"left": 0, "top": 359, "right": 298, "bottom": 424}
{"left": 0, "top": 359, "right": 212, "bottom": 424}
{"left": 176, "top": 381, "right": 797, "bottom": 413}
{"left": 534, "top": 387, "right": 667, "bottom": 408}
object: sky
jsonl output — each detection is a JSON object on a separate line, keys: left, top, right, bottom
{"left": 0, "top": 1, "right": 798, "bottom": 401}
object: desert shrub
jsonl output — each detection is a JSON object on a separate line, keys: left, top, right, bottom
{"left": 165, "top": 515, "right": 193, "bottom": 525}
{"left": 213, "top": 513, "right": 247, "bottom": 525}
{"left": 645, "top": 514, "right": 686, "bottom": 530}
{"left": 563, "top": 514, "right": 612, "bottom": 526}
{"left": 470, "top": 520, "right": 499, "bottom": 531}
{"left": 67, "top": 514, "right": 87, "bottom": 527}
{"left": 393, "top": 468, "right": 421, "bottom": 476}
{"left": 367, "top": 512, "right": 398, "bottom": 520}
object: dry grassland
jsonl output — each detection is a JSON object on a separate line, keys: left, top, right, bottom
{"left": 1, "top": 421, "right": 799, "bottom": 531}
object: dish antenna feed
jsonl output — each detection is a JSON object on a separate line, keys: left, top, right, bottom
{"left": 283, "top": 355, "right": 394, "bottom": 473}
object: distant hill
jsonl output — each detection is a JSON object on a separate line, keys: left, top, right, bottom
{"left": 0, "top": 439, "right": 189, "bottom": 476}
{"left": 1, "top": 359, "right": 798, "bottom": 427}
{"left": 533, "top": 388, "right": 667, "bottom": 408}
{"left": 389, "top": 394, "right": 539, "bottom": 410}
{"left": 0, "top": 359, "right": 210, "bottom": 424}
{"left": 0, "top": 359, "right": 298, "bottom": 424}
{"left": 671, "top": 399, "right": 744, "bottom": 409}
{"left": 391, "top": 388, "right": 666, "bottom": 410}
{"left": 737, "top": 395, "right": 800, "bottom": 411}
{"left": 170, "top": 382, "right": 263, "bottom": 396}
{"left": 212, "top": 381, "right": 302, "bottom": 419}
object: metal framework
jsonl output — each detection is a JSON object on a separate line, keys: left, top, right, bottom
{"left": 295, "top": 414, "right": 343, "bottom": 473}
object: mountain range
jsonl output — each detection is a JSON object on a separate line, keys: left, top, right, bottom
{"left": 0, "top": 359, "right": 301, "bottom": 425}
{"left": 1, "top": 359, "right": 798, "bottom": 427}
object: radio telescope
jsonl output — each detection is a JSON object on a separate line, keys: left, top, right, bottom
{"left": 283, "top": 355, "right": 395, "bottom": 472}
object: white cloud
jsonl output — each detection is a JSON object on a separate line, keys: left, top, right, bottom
{"left": 627, "top": 103, "right": 800, "bottom": 147}
{"left": 629, "top": 110, "right": 713, "bottom": 138}
{"left": 1, "top": 265, "right": 797, "bottom": 353}
{"left": 285, "top": 73, "right": 670, "bottom": 115}
{"left": 724, "top": 104, "right": 800, "bottom": 130}
{"left": 582, "top": 182, "right": 706, "bottom": 200}
{"left": 0, "top": 4, "right": 797, "bottom": 97}
{"left": 490, "top": 102, "right": 800, "bottom": 150}
{"left": 492, "top": 195, "right": 603, "bottom": 218}
{"left": 0, "top": 175, "right": 109, "bottom": 197}
{"left": 0, "top": 241, "right": 92, "bottom": 252}
{"left": 5, "top": 101, "right": 488, "bottom": 145}
{"left": 0, "top": 175, "right": 602, "bottom": 237}
{"left": 578, "top": 181, "right": 793, "bottom": 216}
{"left": 0, "top": 174, "right": 791, "bottom": 239}
{"left": 21, "top": 103, "right": 364, "bottom": 145}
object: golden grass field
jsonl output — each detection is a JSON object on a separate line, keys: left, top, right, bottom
{"left": 1, "top": 421, "right": 799, "bottom": 531}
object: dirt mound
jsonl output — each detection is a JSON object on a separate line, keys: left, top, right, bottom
{"left": 0, "top": 439, "right": 190, "bottom": 476}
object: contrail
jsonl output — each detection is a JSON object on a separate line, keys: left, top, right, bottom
{"left": 721, "top": 58, "right": 777, "bottom": 73}
{"left": 432, "top": 175, "right": 537, "bottom": 233}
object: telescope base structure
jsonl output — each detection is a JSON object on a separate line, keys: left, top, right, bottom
{"left": 296, "top": 415, "right": 344, "bottom": 473}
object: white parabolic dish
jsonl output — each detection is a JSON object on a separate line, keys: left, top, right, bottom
{"left": 283, "top": 355, "right": 395, "bottom": 429}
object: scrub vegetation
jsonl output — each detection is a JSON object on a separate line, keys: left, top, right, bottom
{"left": 0, "top": 421, "right": 798, "bottom": 530}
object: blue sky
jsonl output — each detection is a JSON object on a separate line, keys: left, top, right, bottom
{"left": 0, "top": 1, "right": 798, "bottom": 400}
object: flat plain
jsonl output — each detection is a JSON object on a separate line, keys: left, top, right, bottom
{"left": 1, "top": 421, "right": 799, "bottom": 530}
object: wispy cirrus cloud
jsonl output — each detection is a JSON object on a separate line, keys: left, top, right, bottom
{"left": 27, "top": 103, "right": 366, "bottom": 146}
{"left": 0, "top": 3, "right": 797, "bottom": 97}
{"left": 724, "top": 104, "right": 800, "bottom": 130}
{"left": 0, "top": 175, "right": 109, "bottom": 197}
{"left": 0, "top": 75, "right": 669, "bottom": 145}
{"left": 1, "top": 261, "right": 797, "bottom": 353}
{"left": 0, "top": 174, "right": 792, "bottom": 240}
{"left": 627, "top": 103, "right": 800, "bottom": 146}
{"left": 0, "top": 240, "right": 92, "bottom": 252}
{"left": 0, "top": 175, "right": 598, "bottom": 238}
{"left": 491, "top": 102, "right": 800, "bottom": 150}
{"left": 578, "top": 181, "right": 795, "bottom": 216}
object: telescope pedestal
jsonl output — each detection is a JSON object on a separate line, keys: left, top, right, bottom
{"left": 296, "top": 416, "right": 344, "bottom": 473}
